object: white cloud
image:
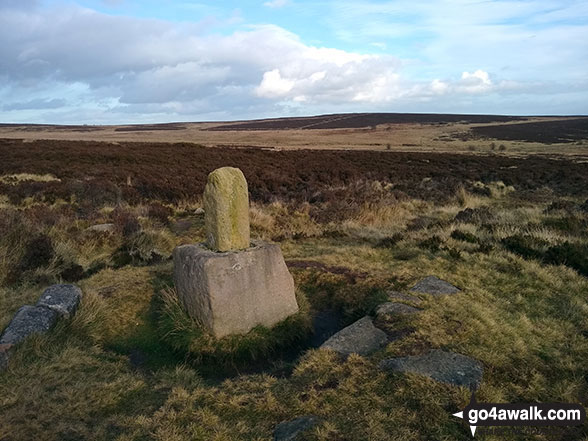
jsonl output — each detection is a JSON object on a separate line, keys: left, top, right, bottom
{"left": 430, "top": 79, "right": 449, "bottom": 95}
{"left": 263, "top": 0, "right": 290, "bottom": 8}
{"left": 459, "top": 70, "right": 493, "bottom": 93}
{"left": 327, "top": 0, "right": 588, "bottom": 85}
{"left": 0, "top": 2, "right": 585, "bottom": 123}
{"left": 256, "top": 69, "right": 295, "bottom": 97}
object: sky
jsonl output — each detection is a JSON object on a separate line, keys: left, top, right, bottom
{"left": 0, "top": 0, "right": 587, "bottom": 124}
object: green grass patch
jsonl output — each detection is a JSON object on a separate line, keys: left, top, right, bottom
{"left": 157, "top": 288, "right": 313, "bottom": 374}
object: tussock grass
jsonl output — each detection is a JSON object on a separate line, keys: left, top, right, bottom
{"left": 158, "top": 287, "right": 312, "bottom": 372}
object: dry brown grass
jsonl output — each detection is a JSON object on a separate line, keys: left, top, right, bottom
{"left": 1, "top": 150, "right": 588, "bottom": 440}
{"left": 1, "top": 116, "right": 586, "bottom": 157}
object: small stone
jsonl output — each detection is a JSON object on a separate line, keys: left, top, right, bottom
{"left": 321, "top": 316, "right": 388, "bottom": 356}
{"left": 380, "top": 349, "right": 483, "bottom": 388}
{"left": 273, "top": 416, "right": 318, "bottom": 441}
{"left": 194, "top": 207, "right": 205, "bottom": 215}
{"left": 203, "top": 167, "right": 250, "bottom": 252}
{"left": 86, "top": 223, "right": 115, "bottom": 233}
{"left": 0, "top": 305, "right": 58, "bottom": 346}
{"left": 36, "top": 284, "right": 82, "bottom": 318}
{"left": 410, "top": 276, "right": 460, "bottom": 296}
{"left": 376, "top": 302, "right": 421, "bottom": 318}
{"left": 386, "top": 290, "right": 423, "bottom": 305}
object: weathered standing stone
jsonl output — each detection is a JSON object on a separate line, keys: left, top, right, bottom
{"left": 203, "top": 167, "right": 250, "bottom": 252}
{"left": 173, "top": 240, "right": 298, "bottom": 338}
{"left": 0, "top": 305, "right": 58, "bottom": 346}
{"left": 380, "top": 349, "right": 483, "bottom": 389}
{"left": 273, "top": 416, "right": 318, "bottom": 441}
{"left": 36, "top": 284, "right": 82, "bottom": 318}
{"left": 410, "top": 276, "right": 460, "bottom": 296}
{"left": 321, "top": 316, "right": 388, "bottom": 356}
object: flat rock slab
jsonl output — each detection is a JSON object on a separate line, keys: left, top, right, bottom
{"left": 273, "top": 416, "right": 318, "bottom": 441}
{"left": 321, "top": 316, "right": 388, "bottom": 356}
{"left": 380, "top": 349, "right": 483, "bottom": 389}
{"left": 376, "top": 302, "right": 421, "bottom": 318}
{"left": 36, "top": 284, "right": 82, "bottom": 318}
{"left": 386, "top": 290, "right": 423, "bottom": 305}
{"left": 0, "top": 305, "right": 58, "bottom": 346}
{"left": 173, "top": 240, "right": 298, "bottom": 338}
{"left": 410, "top": 276, "right": 460, "bottom": 296}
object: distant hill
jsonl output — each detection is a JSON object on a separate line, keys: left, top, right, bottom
{"left": 203, "top": 112, "right": 528, "bottom": 131}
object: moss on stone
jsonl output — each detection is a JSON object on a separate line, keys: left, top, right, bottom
{"left": 203, "top": 167, "right": 250, "bottom": 251}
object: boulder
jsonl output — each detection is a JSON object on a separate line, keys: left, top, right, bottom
{"left": 380, "top": 349, "right": 483, "bottom": 388}
{"left": 321, "top": 316, "right": 388, "bottom": 356}
{"left": 173, "top": 240, "right": 298, "bottom": 338}
{"left": 376, "top": 302, "right": 421, "bottom": 318}
{"left": 36, "top": 284, "right": 82, "bottom": 318}
{"left": 203, "top": 167, "right": 250, "bottom": 252}
{"left": 273, "top": 416, "right": 318, "bottom": 441}
{"left": 410, "top": 276, "right": 460, "bottom": 296}
{"left": 0, "top": 305, "right": 58, "bottom": 346}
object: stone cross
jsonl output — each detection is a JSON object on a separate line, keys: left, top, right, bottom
{"left": 203, "top": 167, "right": 251, "bottom": 252}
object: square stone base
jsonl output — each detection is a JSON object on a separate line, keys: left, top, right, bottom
{"left": 173, "top": 240, "right": 299, "bottom": 338}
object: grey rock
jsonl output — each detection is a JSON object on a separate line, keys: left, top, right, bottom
{"left": 410, "top": 276, "right": 460, "bottom": 296}
{"left": 386, "top": 290, "right": 423, "bottom": 305}
{"left": 36, "top": 284, "right": 82, "bottom": 318}
{"left": 273, "top": 415, "right": 318, "bottom": 441}
{"left": 86, "top": 223, "right": 115, "bottom": 233}
{"left": 0, "top": 305, "right": 58, "bottom": 346}
{"left": 376, "top": 302, "right": 421, "bottom": 318}
{"left": 321, "top": 316, "right": 388, "bottom": 356}
{"left": 380, "top": 349, "right": 483, "bottom": 388}
{"left": 173, "top": 240, "right": 299, "bottom": 338}
{"left": 194, "top": 207, "right": 205, "bottom": 215}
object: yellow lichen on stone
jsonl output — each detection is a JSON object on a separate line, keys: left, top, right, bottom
{"left": 203, "top": 167, "right": 251, "bottom": 251}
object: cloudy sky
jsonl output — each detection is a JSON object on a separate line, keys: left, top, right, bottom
{"left": 1, "top": 0, "right": 587, "bottom": 124}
